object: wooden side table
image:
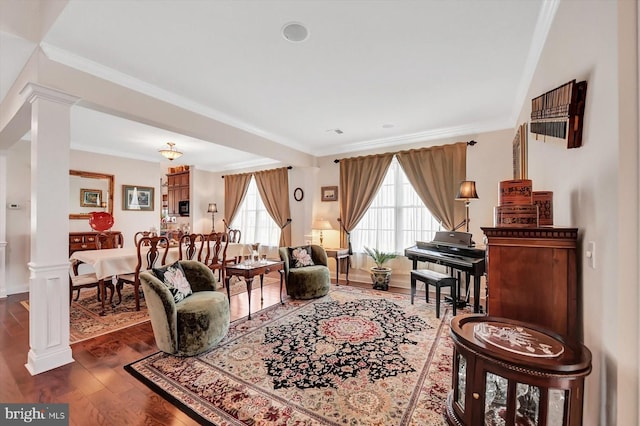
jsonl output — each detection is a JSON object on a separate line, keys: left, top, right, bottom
{"left": 446, "top": 314, "right": 592, "bottom": 426}
{"left": 325, "top": 248, "right": 350, "bottom": 285}
{"left": 224, "top": 260, "right": 285, "bottom": 319}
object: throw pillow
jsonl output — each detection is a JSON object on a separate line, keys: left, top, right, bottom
{"left": 288, "top": 246, "right": 315, "bottom": 268}
{"left": 152, "top": 261, "right": 193, "bottom": 303}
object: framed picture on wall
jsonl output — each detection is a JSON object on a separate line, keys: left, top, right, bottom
{"left": 122, "top": 185, "right": 154, "bottom": 211}
{"left": 321, "top": 186, "right": 338, "bottom": 202}
{"left": 513, "top": 122, "right": 528, "bottom": 179}
{"left": 80, "top": 189, "right": 103, "bottom": 207}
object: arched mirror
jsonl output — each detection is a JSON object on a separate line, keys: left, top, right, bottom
{"left": 69, "top": 170, "right": 114, "bottom": 219}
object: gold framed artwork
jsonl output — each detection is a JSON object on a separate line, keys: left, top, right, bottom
{"left": 80, "top": 189, "right": 102, "bottom": 207}
{"left": 321, "top": 186, "right": 338, "bottom": 202}
{"left": 122, "top": 185, "right": 154, "bottom": 211}
{"left": 513, "top": 122, "right": 528, "bottom": 179}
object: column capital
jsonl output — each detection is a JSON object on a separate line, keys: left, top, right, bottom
{"left": 20, "top": 83, "right": 79, "bottom": 106}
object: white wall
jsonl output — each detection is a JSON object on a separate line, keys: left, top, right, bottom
{"left": 6, "top": 140, "right": 30, "bottom": 294}
{"left": 514, "top": 1, "right": 636, "bottom": 423}
{"left": 69, "top": 150, "right": 161, "bottom": 246}
{"left": 7, "top": 147, "right": 166, "bottom": 293}
{"left": 192, "top": 167, "right": 218, "bottom": 234}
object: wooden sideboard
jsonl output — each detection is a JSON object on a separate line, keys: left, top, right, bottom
{"left": 481, "top": 227, "right": 579, "bottom": 341}
{"left": 69, "top": 231, "right": 123, "bottom": 254}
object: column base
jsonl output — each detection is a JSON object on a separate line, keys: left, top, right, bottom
{"left": 25, "top": 346, "right": 74, "bottom": 376}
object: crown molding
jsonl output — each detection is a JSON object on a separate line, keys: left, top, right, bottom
{"left": 19, "top": 82, "right": 79, "bottom": 106}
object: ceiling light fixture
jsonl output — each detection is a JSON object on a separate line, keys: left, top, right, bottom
{"left": 282, "top": 22, "right": 309, "bottom": 42}
{"left": 159, "top": 142, "right": 183, "bottom": 161}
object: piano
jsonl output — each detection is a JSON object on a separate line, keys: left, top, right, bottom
{"left": 404, "top": 231, "right": 486, "bottom": 313}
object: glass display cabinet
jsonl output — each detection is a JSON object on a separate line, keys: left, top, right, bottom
{"left": 445, "top": 315, "right": 591, "bottom": 426}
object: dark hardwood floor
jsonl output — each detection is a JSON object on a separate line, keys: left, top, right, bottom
{"left": 1, "top": 274, "right": 406, "bottom": 425}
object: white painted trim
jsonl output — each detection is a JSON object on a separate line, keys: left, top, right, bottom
{"left": 25, "top": 346, "right": 73, "bottom": 376}
{"left": 20, "top": 83, "right": 80, "bottom": 106}
{"left": 0, "top": 151, "right": 6, "bottom": 299}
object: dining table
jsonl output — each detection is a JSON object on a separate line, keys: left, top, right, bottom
{"left": 69, "top": 242, "right": 252, "bottom": 315}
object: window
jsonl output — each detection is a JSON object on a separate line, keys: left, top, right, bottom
{"left": 231, "top": 177, "right": 280, "bottom": 247}
{"left": 350, "top": 158, "right": 442, "bottom": 254}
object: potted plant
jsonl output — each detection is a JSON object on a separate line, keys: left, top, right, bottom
{"left": 363, "top": 246, "right": 398, "bottom": 291}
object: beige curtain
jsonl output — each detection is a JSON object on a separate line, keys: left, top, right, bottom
{"left": 396, "top": 142, "right": 467, "bottom": 231}
{"left": 339, "top": 153, "right": 394, "bottom": 253}
{"left": 254, "top": 167, "right": 292, "bottom": 247}
{"left": 224, "top": 172, "right": 252, "bottom": 227}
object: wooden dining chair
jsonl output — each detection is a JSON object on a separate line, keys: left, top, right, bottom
{"left": 225, "top": 228, "right": 242, "bottom": 265}
{"left": 179, "top": 233, "right": 205, "bottom": 261}
{"left": 134, "top": 231, "right": 157, "bottom": 247}
{"left": 228, "top": 228, "right": 241, "bottom": 244}
{"left": 117, "top": 236, "right": 169, "bottom": 311}
{"left": 96, "top": 231, "right": 124, "bottom": 249}
{"left": 69, "top": 235, "right": 121, "bottom": 304}
{"left": 204, "top": 232, "right": 229, "bottom": 284}
{"left": 69, "top": 259, "right": 116, "bottom": 305}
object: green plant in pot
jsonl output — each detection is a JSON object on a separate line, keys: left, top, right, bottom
{"left": 364, "top": 246, "right": 398, "bottom": 291}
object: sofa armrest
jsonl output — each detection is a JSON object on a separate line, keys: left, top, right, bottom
{"left": 279, "top": 247, "right": 291, "bottom": 276}
{"left": 139, "top": 271, "right": 179, "bottom": 353}
{"left": 310, "top": 245, "right": 329, "bottom": 266}
{"left": 180, "top": 260, "right": 218, "bottom": 292}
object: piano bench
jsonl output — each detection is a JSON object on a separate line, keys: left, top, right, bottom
{"left": 410, "top": 269, "right": 457, "bottom": 318}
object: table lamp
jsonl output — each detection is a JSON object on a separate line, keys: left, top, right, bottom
{"left": 313, "top": 219, "right": 333, "bottom": 246}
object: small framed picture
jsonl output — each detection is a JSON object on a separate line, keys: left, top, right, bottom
{"left": 321, "top": 186, "right": 338, "bottom": 202}
{"left": 122, "top": 185, "right": 154, "bottom": 211}
{"left": 80, "top": 189, "right": 102, "bottom": 207}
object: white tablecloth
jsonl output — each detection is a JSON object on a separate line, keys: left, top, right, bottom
{"left": 70, "top": 242, "right": 251, "bottom": 280}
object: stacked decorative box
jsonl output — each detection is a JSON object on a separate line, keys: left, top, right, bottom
{"left": 532, "top": 191, "right": 554, "bottom": 226}
{"left": 494, "top": 180, "right": 554, "bottom": 227}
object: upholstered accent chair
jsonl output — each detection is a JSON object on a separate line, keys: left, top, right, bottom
{"left": 279, "top": 245, "right": 331, "bottom": 299}
{"left": 139, "top": 260, "right": 230, "bottom": 356}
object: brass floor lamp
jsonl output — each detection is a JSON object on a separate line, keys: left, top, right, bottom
{"left": 456, "top": 181, "right": 479, "bottom": 232}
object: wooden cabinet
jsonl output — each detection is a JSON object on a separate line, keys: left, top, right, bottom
{"left": 69, "top": 231, "right": 123, "bottom": 254}
{"left": 446, "top": 315, "right": 591, "bottom": 426}
{"left": 481, "top": 227, "right": 579, "bottom": 341}
{"left": 167, "top": 171, "right": 190, "bottom": 215}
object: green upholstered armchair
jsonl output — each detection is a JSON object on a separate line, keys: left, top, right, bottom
{"left": 279, "top": 245, "right": 331, "bottom": 299}
{"left": 139, "top": 260, "right": 230, "bottom": 356}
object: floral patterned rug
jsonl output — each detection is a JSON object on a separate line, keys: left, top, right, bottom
{"left": 125, "top": 285, "right": 459, "bottom": 425}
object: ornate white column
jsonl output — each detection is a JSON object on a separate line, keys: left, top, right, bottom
{"left": 0, "top": 150, "right": 6, "bottom": 299}
{"left": 21, "top": 83, "right": 78, "bottom": 375}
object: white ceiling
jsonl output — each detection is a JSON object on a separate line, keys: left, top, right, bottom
{"left": 0, "top": 0, "right": 552, "bottom": 172}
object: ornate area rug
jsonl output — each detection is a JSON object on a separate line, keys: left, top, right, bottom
{"left": 69, "top": 286, "right": 150, "bottom": 343}
{"left": 22, "top": 286, "right": 150, "bottom": 344}
{"left": 125, "top": 286, "right": 455, "bottom": 425}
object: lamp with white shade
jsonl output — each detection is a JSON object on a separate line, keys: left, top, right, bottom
{"left": 313, "top": 219, "right": 333, "bottom": 246}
